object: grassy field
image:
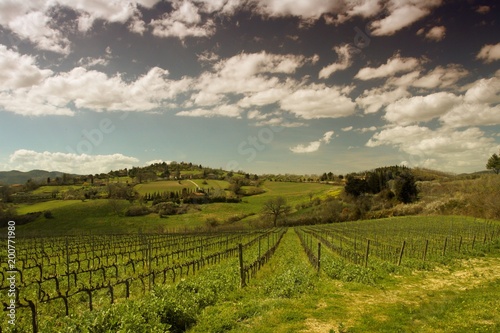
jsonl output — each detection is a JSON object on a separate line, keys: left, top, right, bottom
{"left": 134, "top": 180, "right": 198, "bottom": 195}
{"left": 11, "top": 181, "right": 340, "bottom": 236}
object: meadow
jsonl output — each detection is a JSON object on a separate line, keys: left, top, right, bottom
{"left": 11, "top": 181, "right": 338, "bottom": 236}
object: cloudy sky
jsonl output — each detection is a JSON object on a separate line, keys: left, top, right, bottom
{"left": 0, "top": 0, "right": 499, "bottom": 176}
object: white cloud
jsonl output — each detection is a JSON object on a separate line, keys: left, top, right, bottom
{"left": 341, "top": 126, "right": 353, "bottom": 132}
{"left": 357, "top": 126, "right": 377, "bottom": 133}
{"left": 476, "top": 5, "right": 490, "bottom": 14}
{"left": 280, "top": 84, "right": 356, "bottom": 119}
{"left": 150, "top": 1, "right": 215, "bottom": 40}
{"left": 384, "top": 92, "right": 460, "bottom": 125}
{"left": 176, "top": 104, "right": 242, "bottom": 118}
{"left": 251, "top": 0, "right": 342, "bottom": 20}
{"left": 290, "top": 141, "right": 321, "bottom": 154}
{"left": 355, "top": 55, "right": 420, "bottom": 80}
{"left": 128, "top": 14, "right": 147, "bottom": 35}
{"left": 319, "top": 44, "right": 353, "bottom": 79}
{"left": 0, "top": 66, "right": 192, "bottom": 116}
{"left": 7, "top": 149, "right": 139, "bottom": 174}
{"left": 322, "top": 130, "right": 335, "bottom": 143}
{"left": 7, "top": 11, "right": 71, "bottom": 54}
{"left": 411, "top": 64, "right": 468, "bottom": 89}
{"left": 356, "top": 86, "right": 409, "bottom": 114}
{"left": 463, "top": 76, "right": 500, "bottom": 105}
{"left": 0, "top": 46, "right": 53, "bottom": 90}
{"left": 195, "top": 52, "right": 310, "bottom": 97}
{"left": 476, "top": 43, "right": 500, "bottom": 63}
{"left": 238, "top": 88, "right": 290, "bottom": 108}
{"left": 370, "top": 0, "right": 443, "bottom": 36}
{"left": 247, "top": 110, "right": 268, "bottom": 120}
{"left": 366, "top": 125, "right": 499, "bottom": 172}
{"left": 77, "top": 57, "right": 109, "bottom": 69}
{"left": 328, "top": 0, "right": 381, "bottom": 25}
{"left": 441, "top": 103, "right": 500, "bottom": 128}
{"left": 289, "top": 130, "right": 334, "bottom": 154}
{"left": 424, "top": 25, "right": 446, "bottom": 41}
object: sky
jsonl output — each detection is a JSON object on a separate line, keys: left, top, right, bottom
{"left": 0, "top": 0, "right": 499, "bottom": 176}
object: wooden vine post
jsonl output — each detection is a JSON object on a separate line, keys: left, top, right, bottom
{"left": 317, "top": 242, "right": 321, "bottom": 274}
{"left": 364, "top": 239, "right": 371, "bottom": 268}
{"left": 238, "top": 243, "right": 245, "bottom": 288}
{"left": 397, "top": 240, "right": 406, "bottom": 266}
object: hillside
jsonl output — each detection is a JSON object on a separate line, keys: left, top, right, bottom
{"left": 0, "top": 170, "right": 79, "bottom": 185}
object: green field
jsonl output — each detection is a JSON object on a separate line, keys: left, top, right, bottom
{"left": 11, "top": 181, "right": 339, "bottom": 236}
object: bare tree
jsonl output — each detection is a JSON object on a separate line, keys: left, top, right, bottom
{"left": 261, "top": 196, "right": 291, "bottom": 227}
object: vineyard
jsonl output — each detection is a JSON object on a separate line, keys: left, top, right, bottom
{"left": 2, "top": 216, "right": 500, "bottom": 332}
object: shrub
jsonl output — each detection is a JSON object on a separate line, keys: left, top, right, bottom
{"left": 125, "top": 205, "right": 151, "bottom": 217}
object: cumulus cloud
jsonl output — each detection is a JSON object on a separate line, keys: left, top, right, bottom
{"left": 366, "top": 126, "right": 499, "bottom": 172}
{"left": 356, "top": 87, "right": 409, "bottom": 114}
{"left": 195, "top": 52, "right": 311, "bottom": 97}
{"left": 384, "top": 92, "right": 460, "bottom": 125}
{"left": 441, "top": 104, "right": 500, "bottom": 128}
{"left": 7, "top": 149, "right": 139, "bottom": 174}
{"left": 176, "top": 104, "right": 242, "bottom": 118}
{"left": 319, "top": 44, "right": 354, "bottom": 79}
{"left": 0, "top": 1, "right": 160, "bottom": 53}
{"left": 290, "top": 130, "right": 334, "bottom": 153}
{"left": 355, "top": 55, "right": 420, "bottom": 80}
{"left": 238, "top": 88, "right": 290, "bottom": 108}
{"left": 476, "top": 43, "right": 500, "bottom": 63}
{"left": 411, "top": 64, "right": 468, "bottom": 89}
{"left": 327, "top": 0, "right": 381, "bottom": 24}
{"left": 251, "top": 0, "right": 341, "bottom": 20}
{"left": 7, "top": 11, "right": 71, "bottom": 54}
{"left": 280, "top": 84, "right": 356, "bottom": 119}
{"left": 476, "top": 5, "right": 490, "bottom": 14}
{"left": 370, "top": 0, "right": 443, "bottom": 36}
{"left": 0, "top": 65, "right": 192, "bottom": 116}
{"left": 150, "top": 1, "right": 215, "bottom": 40}
{"left": 418, "top": 25, "right": 446, "bottom": 41}
{"left": 0, "top": 45, "right": 53, "bottom": 90}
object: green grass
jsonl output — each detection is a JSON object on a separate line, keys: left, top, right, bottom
{"left": 16, "top": 200, "right": 83, "bottom": 214}
{"left": 134, "top": 180, "right": 198, "bottom": 195}
{"left": 7, "top": 181, "right": 344, "bottom": 235}
{"left": 13, "top": 200, "right": 187, "bottom": 236}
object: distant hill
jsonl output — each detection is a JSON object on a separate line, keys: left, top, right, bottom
{"left": 0, "top": 170, "right": 79, "bottom": 185}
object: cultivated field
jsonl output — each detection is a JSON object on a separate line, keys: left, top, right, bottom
{"left": 1, "top": 216, "right": 499, "bottom": 332}
{"left": 2, "top": 177, "right": 500, "bottom": 332}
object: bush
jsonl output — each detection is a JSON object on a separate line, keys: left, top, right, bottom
{"left": 125, "top": 205, "right": 151, "bottom": 217}
{"left": 44, "top": 210, "right": 54, "bottom": 219}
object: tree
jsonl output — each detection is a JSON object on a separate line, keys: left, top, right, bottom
{"left": 261, "top": 196, "right": 291, "bottom": 227}
{"left": 344, "top": 176, "right": 369, "bottom": 197}
{"left": 486, "top": 153, "right": 500, "bottom": 174}
{"left": 393, "top": 171, "right": 418, "bottom": 203}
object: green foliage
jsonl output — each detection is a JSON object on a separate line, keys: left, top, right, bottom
{"left": 344, "top": 166, "right": 418, "bottom": 204}
{"left": 393, "top": 171, "right": 418, "bottom": 203}
{"left": 124, "top": 205, "right": 151, "bottom": 216}
{"left": 264, "top": 266, "right": 315, "bottom": 298}
{"left": 321, "top": 256, "right": 378, "bottom": 285}
{"left": 486, "top": 152, "right": 500, "bottom": 174}
{"left": 56, "top": 298, "right": 170, "bottom": 333}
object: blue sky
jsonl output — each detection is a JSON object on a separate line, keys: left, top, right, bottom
{"left": 0, "top": 0, "right": 499, "bottom": 175}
